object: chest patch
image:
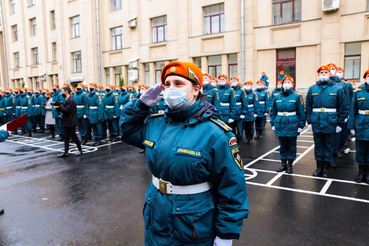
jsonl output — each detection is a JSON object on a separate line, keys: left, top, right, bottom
{"left": 312, "top": 93, "right": 319, "bottom": 96}
{"left": 229, "top": 136, "right": 237, "bottom": 147}
{"left": 175, "top": 147, "right": 202, "bottom": 158}
{"left": 329, "top": 93, "right": 337, "bottom": 96}
{"left": 357, "top": 98, "right": 366, "bottom": 101}
{"left": 276, "top": 100, "right": 282, "bottom": 103}
{"left": 231, "top": 147, "right": 243, "bottom": 170}
{"left": 289, "top": 100, "right": 296, "bottom": 103}
{"left": 142, "top": 139, "right": 155, "bottom": 149}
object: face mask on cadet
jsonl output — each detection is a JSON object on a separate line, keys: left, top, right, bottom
{"left": 283, "top": 83, "right": 292, "bottom": 90}
{"left": 336, "top": 73, "right": 343, "bottom": 79}
{"left": 211, "top": 82, "right": 216, "bottom": 87}
{"left": 319, "top": 75, "right": 330, "bottom": 82}
{"left": 163, "top": 87, "right": 194, "bottom": 110}
{"left": 366, "top": 79, "right": 369, "bottom": 84}
{"left": 219, "top": 81, "right": 226, "bottom": 86}
{"left": 89, "top": 88, "right": 94, "bottom": 92}
{"left": 231, "top": 82, "right": 238, "bottom": 87}
{"left": 330, "top": 70, "right": 336, "bottom": 76}
{"left": 203, "top": 81, "right": 209, "bottom": 86}
{"left": 257, "top": 85, "right": 263, "bottom": 89}
{"left": 244, "top": 85, "right": 251, "bottom": 90}
{"left": 277, "top": 85, "right": 282, "bottom": 89}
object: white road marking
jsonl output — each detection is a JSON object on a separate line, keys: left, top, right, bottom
{"left": 320, "top": 180, "right": 333, "bottom": 194}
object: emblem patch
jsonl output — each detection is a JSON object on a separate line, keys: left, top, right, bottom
{"left": 142, "top": 139, "right": 155, "bottom": 149}
{"left": 175, "top": 146, "right": 202, "bottom": 158}
{"left": 229, "top": 136, "right": 237, "bottom": 147}
{"left": 300, "top": 96, "right": 304, "bottom": 106}
{"left": 188, "top": 68, "right": 200, "bottom": 83}
{"left": 231, "top": 147, "right": 243, "bottom": 170}
{"left": 170, "top": 66, "right": 176, "bottom": 73}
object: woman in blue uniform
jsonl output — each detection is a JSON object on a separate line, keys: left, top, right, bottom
{"left": 270, "top": 76, "right": 306, "bottom": 173}
{"left": 242, "top": 81, "right": 260, "bottom": 144}
{"left": 120, "top": 61, "right": 249, "bottom": 246}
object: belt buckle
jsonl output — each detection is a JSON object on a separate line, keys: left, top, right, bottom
{"left": 283, "top": 112, "right": 287, "bottom": 117}
{"left": 159, "top": 179, "right": 168, "bottom": 194}
{"left": 321, "top": 108, "right": 326, "bottom": 113}
{"left": 366, "top": 110, "right": 369, "bottom": 116}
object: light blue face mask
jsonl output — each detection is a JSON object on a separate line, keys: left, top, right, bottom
{"left": 163, "top": 87, "right": 194, "bottom": 110}
{"left": 366, "top": 79, "right": 369, "bottom": 84}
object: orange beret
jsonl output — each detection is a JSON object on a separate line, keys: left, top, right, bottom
{"left": 6, "top": 88, "right": 13, "bottom": 91}
{"left": 226, "top": 81, "right": 231, "bottom": 85}
{"left": 257, "top": 80, "right": 266, "bottom": 85}
{"left": 28, "top": 88, "right": 33, "bottom": 92}
{"left": 203, "top": 73, "right": 212, "bottom": 78}
{"left": 363, "top": 69, "right": 369, "bottom": 79}
{"left": 77, "top": 83, "right": 83, "bottom": 86}
{"left": 63, "top": 83, "right": 70, "bottom": 87}
{"left": 231, "top": 76, "right": 239, "bottom": 81}
{"left": 218, "top": 74, "right": 228, "bottom": 80}
{"left": 282, "top": 76, "right": 294, "bottom": 83}
{"left": 211, "top": 77, "right": 217, "bottom": 81}
{"left": 244, "top": 81, "right": 253, "bottom": 85}
{"left": 89, "top": 83, "right": 98, "bottom": 87}
{"left": 161, "top": 61, "right": 203, "bottom": 87}
{"left": 276, "top": 81, "right": 282, "bottom": 85}
{"left": 53, "top": 84, "right": 59, "bottom": 87}
{"left": 317, "top": 66, "right": 330, "bottom": 73}
{"left": 337, "top": 67, "right": 343, "bottom": 72}
{"left": 327, "top": 63, "right": 337, "bottom": 69}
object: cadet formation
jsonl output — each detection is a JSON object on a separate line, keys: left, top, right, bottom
{"left": 0, "top": 64, "right": 369, "bottom": 185}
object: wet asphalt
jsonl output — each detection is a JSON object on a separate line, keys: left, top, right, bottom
{"left": 0, "top": 125, "right": 368, "bottom": 246}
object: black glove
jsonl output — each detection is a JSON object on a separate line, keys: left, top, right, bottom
{"left": 53, "top": 101, "right": 61, "bottom": 107}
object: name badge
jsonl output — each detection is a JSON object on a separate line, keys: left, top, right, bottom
{"left": 142, "top": 139, "right": 155, "bottom": 149}
{"left": 175, "top": 147, "right": 202, "bottom": 158}
{"left": 312, "top": 93, "right": 319, "bottom": 96}
{"left": 329, "top": 93, "right": 337, "bottom": 96}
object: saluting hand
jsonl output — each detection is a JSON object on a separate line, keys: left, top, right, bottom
{"left": 140, "top": 84, "right": 163, "bottom": 108}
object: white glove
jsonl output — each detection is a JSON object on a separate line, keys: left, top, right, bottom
{"left": 58, "top": 115, "right": 62, "bottom": 118}
{"left": 336, "top": 126, "right": 342, "bottom": 133}
{"left": 351, "top": 130, "right": 355, "bottom": 136}
{"left": 344, "top": 118, "right": 348, "bottom": 123}
{"left": 4, "top": 113, "right": 6, "bottom": 116}
{"left": 272, "top": 126, "right": 275, "bottom": 131}
{"left": 8, "top": 131, "right": 11, "bottom": 135}
{"left": 140, "top": 84, "right": 163, "bottom": 108}
{"left": 113, "top": 116, "right": 118, "bottom": 118}
{"left": 308, "top": 124, "right": 312, "bottom": 131}
{"left": 264, "top": 113, "right": 268, "bottom": 116}
{"left": 83, "top": 115, "right": 87, "bottom": 119}
{"left": 240, "top": 115, "right": 245, "bottom": 119}
{"left": 228, "top": 119, "right": 234, "bottom": 124}
{"left": 213, "top": 236, "right": 232, "bottom": 246}
{"left": 297, "top": 128, "right": 303, "bottom": 133}
{"left": 254, "top": 114, "right": 257, "bottom": 118}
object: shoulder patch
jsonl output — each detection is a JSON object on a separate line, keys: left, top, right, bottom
{"left": 210, "top": 118, "right": 232, "bottom": 132}
{"left": 354, "top": 89, "right": 363, "bottom": 93}
{"left": 294, "top": 92, "right": 301, "bottom": 95}
{"left": 228, "top": 136, "right": 237, "bottom": 147}
{"left": 150, "top": 113, "right": 164, "bottom": 117}
{"left": 231, "top": 147, "right": 243, "bottom": 170}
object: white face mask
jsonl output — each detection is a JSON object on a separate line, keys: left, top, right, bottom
{"left": 277, "top": 85, "right": 282, "bottom": 89}
{"left": 203, "top": 81, "right": 209, "bottom": 86}
{"left": 366, "top": 79, "right": 369, "bottom": 84}
{"left": 231, "top": 82, "right": 238, "bottom": 87}
{"left": 336, "top": 73, "right": 343, "bottom": 79}
{"left": 219, "top": 81, "right": 226, "bottom": 86}
{"left": 163, "top": 87, "right": 194, "bottom": 110}
{"left": 319, "top": 75, "right": 330, "bottom": 82}
{"left": 211, "top": 82, "right": 216, "bottom": 87}
{"left": 244, "top": 85, "right": 251, "bottom": 90}
{"left": 330, "top": 70, "right": 336, "bottom": 76}
{"left": 283, "top": 83, "right": 292, "bottom": 90}
{"left": 257, "top": 85, "right": 263, "bottom": 89}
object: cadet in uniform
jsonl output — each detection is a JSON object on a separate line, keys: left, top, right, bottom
{"left": 278, "top": 71, "right": 286, "bottom": 82}
{"left": 202, "top": 73, "right": 220, "bottom": 110}
{"left": 260, "top": 72, "right": 270, "bottom": 88}
{"left": 347, "top": 69, "right": 369, "bottom": 184}
{"left": 19, "top": 88, "right": 34, "bottom": 136}
{"left": 306, "top": 66, "right": 345, "bottom": 178}
{"left": 217, "top": 74, "right": 237, "bottom": 127}
{"left": 242, "top": 81, "right": 260, "bottom": 144}
{"left": 74, "top": 83, "right": 89, "bottom": 145}
{"left": 103, "top": 85, "right": 120, "bottom": 142}
{"left": 254, "top": 80, "right": 270, "bottom": 139}
{"left": 34, "top": 89, "right": 46, "bottom": 133}
{"left": 230, "top": 77, "right": 248, "bottom": 142}
{"left": 270, "top": 77, "right": 305, "bottom": 174}
{"left": 120, "top": 61, "right": 248, "bottom": 245}
{"left": 4, "top": 88, "right": 15, "bottom": 127}
{"left": 0, "top": 91, "right": 5, "bottom": 125}
{"left": 52, "top": 84, "right": 65, "bottom": 141}
{"left": 87, "top": 83, "right": 104, "bottom": 146}
{"left": 14, "top": 88, "right": 21, "bottom": 134}
{"left": 271, "top": 81, "right": 283, "bottom": 103}
{"left": 118, "top": 85, "right": 134, "bottom": 116}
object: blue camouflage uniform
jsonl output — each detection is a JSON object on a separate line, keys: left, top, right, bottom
{"left": 230, "top": 85, "right": 248, "bottom": 141}
{"left": 103, "top": 90, "right": 120, "bottom": 138}
{"left": 34, "top": 93, "right": 46, "bottom": 131}
{"left": 243, "top": 89, "right": 260, "bottom": 143}
{"left": 120, "top": 98, "right": 249, "bottom": 245}
{"left": 87, "top": 90, "right": 105, "bottom": 139}
{"left": 254, "top": 88, "right": 270, "bottom": 137}
{"left": 217, "top": 84, "right": 236, "bottom": 124}
{"left": 74, "top": 89, "right": 89, "bottom": 139}
{"left": 0, "top": 129, "right": 9, "bottom": 142}
{"left": 19, "top": 93, "right": 34, "bottom": 131}
{"left": 202, "top": 83, "right": 220, "bottom": 111}
{"left": 52, "top": 89, "right": 65, "bottom": 136}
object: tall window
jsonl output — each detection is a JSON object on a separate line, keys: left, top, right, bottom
{"left": 30, "top": 18, "right": 37, "bottom": 36}
{"left": 111, "top": 0, "right": 122, "bottom": 11}
{"left": 111, "top": 27, "right": 123, "bottom": 50}
{"left": 12, "top": 25, "right": 17, "bottom": 42}
{"left": 115, "top": 67, "right": 122, "bottom": 85}
{"left": 228, "top": 54, "right": 238, "bottom": 79}
{"left": 52, "top": 42, "right": 57, "bottom": 61}
{"left": 273, "top": 0, "right": 301, "bottom": 25}
{"left": 152, "top": 16, "right": 167, "bottom": 43}
{"left": 72, "top": 51, "right": 82, "bottom": 73}
{"left": 32, "top": 48, "right": 38, "bottom": 65}
{"left": 194, "top": 57, "right": 202, "bottom": 70}
{"left": 155, "top": 61, "right": 165, "bottom": 84}
{"left": 208, "top": 56, "right": 222, "bottom": 78}
{"left": 204, "top": 3, "right": 225, "bottom": 35}
{"left": 29, "top": 0, "right": 35, "bottom": 6}
{"left": 106, "top": 68, "right": 110, "bottom": 85}
{"left": 35, "top": 77, "right": 40, "bottom": 89}
{"left": 145, "top": 63, "right": 150, "bottom": 85}
{"left": 10, "top": 0, "right": 15, "bottom": 14}
{"left": 71, "top": 16, "right": 80, "bottom": 38}
{"left": 14, "top": 52, "right": 20, "bottom": 68}
{"left": 344, "top": 42, "right": 361, "bottom": 80}
{"left": 51, "top": 11, "right": 56, "bottom": 30}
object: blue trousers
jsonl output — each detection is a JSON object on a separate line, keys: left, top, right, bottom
{"left": 255, "top": 116, "right": 266, "bottom": 130}
{"left": 107, "top": 118, "right": 119, "bottom": 136}
{"left": 78, "top": 118, "right": 88, "bottom": 137}
{"left": 20, "top": 116, "right": 33, "bottom": 130}
{"left": 91, "top": 122, "right": 103, "bottom": 139}
{"left": 35, "top": 115, "right": 45, "bottom": 129}
{"left": 355, "top": 140, "right": 369, "bottom": 165}
{"left": 279, "top": 136, "right": 297, "bottom": 160}
{"left": 313, "top": 132, "right": 335, "bottom": 162}
{"left": 55, "top": 117, "right": 63, "bottom": 135}
{"left": 243, "top": 121, "right": 255, "bottom": 135}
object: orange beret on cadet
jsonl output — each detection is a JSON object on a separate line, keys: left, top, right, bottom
{"left": 161, "top": 61, "right": 203, "bottom": 87}
{"left": 257, "top": 80, "right": 266, "bottom": 85}
{"left": 363, "top": 69, "right": 369, "bottom": 79}
{"left": 282, "top": 76, "right": 294, "bottom": 83}
{"left": 218, "top": 74, "right": 228, "bottom": 80}
{"left": 53, "top": 84, "right": 59, "bottom": 87}
{"left": 203, "top": 73, "right": 212, "bottom": 78}
{"left": 244, "top": 81, "right": 253, "bottom": 85}
{"left": 89, "top": 83, "right": 98, "bottom": 87}
{"left": 276, "top": 80, "right": 282, "bottom": 85}
{"left": 211, "top": 77, "right": 217, "bottom": 81}
{"left": 231, "top": 76, "right": 239, "bottom": 81}
{"left": 317, "top": 65, "right": 330, "bottom": 73}
{"left": 63, "top": 83, "right": 70, "bottom": 87}
{"left": 337, "top": 67, "right": 343, "bottom": 72}
{"left": 327, "top": 63, "right": 337, "bottom": 69}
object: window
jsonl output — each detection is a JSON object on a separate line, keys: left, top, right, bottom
{"left": 276, "top": 48, "right": 296, "bottom": 85}
{"left": 115, "top": 67, "right": 122, "bottom": 85}
{"left": 72, "top": 51, "right": 82, "bottom": 73}
{"left": 155, "top": 61, "right": 165, "bottom": 84}
{"left": 111, "top": 26, "right": 123, "bottom": 50}
{"left": 111, "top": 0, "right": 122, "bottom": 12}
{"left": 106, "top": 68, "right": 110, "bottom": 85}
{"left": 30, "top": 18, "right": 37, "bottom": 36}
{"left": 208, "top": 56, "right": 222, "bottom": 78}
{"left": 145, "top": 63, "right": 150, "bottom": 85}
{"left": 29, "top": 0, "right": 35, "bottom": 6}
{"left": 51, "top": 11, "right": 56, "bottom": 29}
{"left": 14, "top": 52, "right": 19, "bottom": 68}
{"left": 228, "top": 54, "right": 238, "bottom": 79}
{"left": 10, "top": 0, "right": 15, "bottom": 14}
{"left": 32, "top": 48, "right": 38, "bottom": 65}
{"left": 12, "top": 25, "right": 17, "bottom": 42}
{"left": 35, "top": 77, "right": 40, "bottom": 89}
{"left": 273, "top": 0, "right": 301, "bottom": 25}
{"left": 344, "top": 42, "right": 361, "bottom": 80}
{"left": 204, "top": 3, "right": 225, "bottom": 35}
{"left": 152, "top": 16, "right": 167, "bottom": 43}
{"left": 71, "top": 16, "right": 80, "bottom": 38}
{"left": 194, "top": 58, "right": 201, "bottom": 70}
{"left": 52, "top": 42, "right": 57, "bottom": 61}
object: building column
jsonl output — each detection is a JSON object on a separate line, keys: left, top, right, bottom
{"left": 122, "top": 65, "right": 128, "bottom": 86}
{"left": 201, "top": 57, "right": 208, "bottom": 73}
{"left": 52, "top": 75, "right": 57, "bottom": 87}
{"left": 109, "top": 67, "right": 115, "bottom": 85}
{"left": 222, "top": 55, "right": 229, "bottom": 77}
{"left": 139, "top": 63, "right": 145, "bottom": 85}
{"left": 31, "top": 77, "right": 36, "bottom": 90}
{"left": 149, "top": 62, "right": 155, "bottom": 86}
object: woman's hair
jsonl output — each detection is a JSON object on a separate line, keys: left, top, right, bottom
{"left": 191, "top": 81, "right": 207, "bottom": 100}
{"left": 45, "top": 92, "right": 51, "bottom": 97}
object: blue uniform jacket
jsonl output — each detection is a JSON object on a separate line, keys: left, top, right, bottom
{"left": 217, "top": 84, "right": 237, "bottom": 122}
{"left": 19, "top": 94, "right": 34, "bottom": 117}
{"left": 34, "top": 94, "right": 46, "bottom": 116}
{"left": 270, "top": 89, "right": 306, "bottom": 137}
{"left": 260, "top": 75, "right": 270, "bottom": 88}
{"left": 52, "top": 90, "right": 65, "bottom": 118}
{"left": 270, "top": 87, "right": 282, "bottom": 104}
{"left": 14, "top": 94, "right": 21, "bottom": 117}
{"left": 4, "top": 93, "right": 15, "bottom": 116}
{"left": 255, "top": 88, "right": 270, "bottom": 115}
{"left": 278, "top": 74, "right": 286, "bottom": 82}
{"left": 347, "top": 85, "right": 369, "bottom": 141}
{"left": 120, "top": 99, "right": 249, "bottom": 245}
{"left": 0, "top": 96, "right": 5, "bottom": 117}
{"left": 203, "top": 83, "right": 221, "bottom": 110}
{"left": 87, "top": 91, "right": 104, "bottom": 124}
{"left": 74, "top": 90, "right": 88, "bottom": 118}
{"left": 232, "top": 86, "right": 248, "bottom": 120}
{"left": 306, "top": 80, "right": 345, "bottom": 134}
{"left": 150, "top": 98, "right": 168, "bottom": 114}
{"left": 0, "top": 129, "right": 9, "bottom": 142}
{"left": 103, "top": 91, "right": 120, "bottom": 120}
{"left": 244, "top": 90, "right": 260, "bottom": 121}
{"left": 333, "top": 77, "right": 353, "bottom": 117}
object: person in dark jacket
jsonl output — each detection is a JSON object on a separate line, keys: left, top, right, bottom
{"left": 53, "top": 86, "right": 82, "bottom": 157}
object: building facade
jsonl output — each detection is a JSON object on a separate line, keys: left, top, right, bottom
{"left": 0, "top": 0, "right": 368, "bottom": 91}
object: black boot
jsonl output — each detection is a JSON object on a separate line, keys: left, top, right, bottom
{"left": 286, "top": 159, "right": 293, "bottom": 174}
{"left": 322, "top": 161, "right": 329, "bottom": 178}
{"left": 330, "top": 159, "right": 337, "bottom": 169}
{"left": 111, "top": 136, "right": 117, "bottom": 142}
{"left": 244, "top": 134, "right": 249, "bottom": 144}
{"left": 365, "top": 166, "right": 369, "bottom": 185}
{"left": 80, "top": 136, "right": 87, "bottom": 145}
{"left": 313, "top": 161, "right": 322, "bottom": 177}
{"left": 12, "top": 130, "right": 17, "bottom": 135}
{"left": 248, "top": 134, "right": 253, "bottom": 145}
{"left": 94, "top": 139, "right": 101, "bottom": 146}
{"left": 276, "top": 159, "right": 287, "bottom": 172}
{"left": 37, "top": 127, "right": 45, "bottom": 133}
{"left": 20, "top": 130, "right": 26, "bottom": 135}
{"left": 255, "top": 130, "right": 261, "bottom": 139}
{"left": 258, "top": 130, "right": 263, "bottom": 139}
{"left": 27, "top": 130, "right": 32, "bottom": 137}
{"left": 355, "top": 165, "right": 365, "bottom": 183}
{"left": 337, "top": 150, "right": 343, "bottom": 159}
{"left": 0, "top": 208, "right": 4, "bottom": 215}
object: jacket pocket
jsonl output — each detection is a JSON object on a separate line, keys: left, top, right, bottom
{"left": 355, "top": 115, "right": 365, "bottom": 132}
{"left": 221, "top": 107, "right": 229, "bottom": 116}
{"left": 327, "top": 114, "right": 338, "bottom": 125}
{"left": 173, "top": 197, "right": 215, "bottom": 243}
{"left": 143, "top": 190, "right": 155, "bottom": 230}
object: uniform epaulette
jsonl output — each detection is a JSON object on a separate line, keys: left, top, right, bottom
{"left": 253, "top": 92, "right": 256, "bottom": 94}
{"left": 150, "top": 113, "right": 164, "bottom": 117}
{"left": 230, "top": 88, "right": 234, "bottom": 90}
{"left": 354, "top": 88, "right": 363, "bottom": 93}
{"left": 26, "top": 95, "right": 29, "bottom": 98}
{"left": 209, "top": 118, "right": 231, "bottom": 132}
{"left": 241, "top": 88, "right": 245, "bottom": 91}
{"left": 274, "top": 93, "right": 280, "bottom": 96}
{"left": 214, "top": 88, "right": 218, "bottom": 91}
{"left": 96, "top": 92, "right": 99, "bottom": 95}
{"left": 342, "top": 80, "right": 348, "bottom": 84}
{"left": 294, "top": 92, "right": 301, "bottom": 95}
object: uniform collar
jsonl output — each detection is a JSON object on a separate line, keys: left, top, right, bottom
{"left": 282, "top": 89, "right": 294, "bottom": 96}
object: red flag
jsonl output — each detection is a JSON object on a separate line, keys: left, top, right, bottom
{"left": 0, "top": 114, "right": 28, "bottom": 131}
